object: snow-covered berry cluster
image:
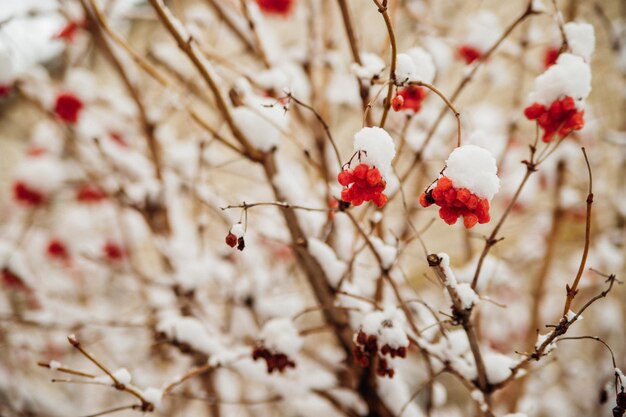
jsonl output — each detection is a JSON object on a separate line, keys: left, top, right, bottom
{"left": 338, "top": 163, "right": 387, "bottom": 208}
{"left": 338, "top": 127, "right": 396, "bottom": 208}
{"left": 420, "top": 145, "right": 499, "bottom": 229}
{"left": 252, "top": 318, "right": 301, "bottom": 374}
{"left": 391, "top": 85, "right": 427, "bottom": 113}
{"left": 525, "top": 53, "right": 591, "bottom": 142}
{"left": 524, "top": 96, "right": 584, "bottom": 143}
{"left": 353, "top": 309, "right": 409, "bottom": 378}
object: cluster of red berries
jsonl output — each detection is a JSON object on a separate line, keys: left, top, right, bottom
{"left": 54, "top": 93, "right": 84, "bottom": 124}
{"left": 523, "top": 96, "right": 584, "bottom": 143}
{"left": 420, "top": 176, "right": 491, "bottom": 229}
{"left": 256, "top": 0, "right": 293, "bottom": 15}
{"left": 338, "top": 164, "right": 388, "bottom": 208}
{"left": 457, "top": 45, "right": 482, "bottom": 64}
{"left": 391, "top": 85, "right": 427, "bottom": 113}
{"left": 544, "top": 47, "right": 560, "bottom": 68}
{"left": 353, "top": 330, "right": 407, "bottom": 378}
{"left": 13, "top": 182, "right": 45, "bottom": 206}
{"left": 252, "top": 346, "right": 296, "bottom": 373}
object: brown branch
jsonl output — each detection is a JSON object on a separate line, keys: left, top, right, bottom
{"left": 561, "top": 148, "right": 593, "bottom": 316}
{"left": 372, "top": 0, "right": 397, "bottom": 128}
{"left": 427, "top": 254, "right": 489, "bottom": 394}
{"left": 147, "top": 0, "right": 262, "bottom": 160}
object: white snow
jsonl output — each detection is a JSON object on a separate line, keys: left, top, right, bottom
{"left": 13, "top": 156, "right": 65, "bottom": 195}
{"left": 142, "top": 387, "right": 164, "bottom": 408}
{"left": 353, "top": 127, "right": 396, "bottom": 180}
{"left": 395, "top": 47, "right": 436, "bottom": 85}
{"left": 48, "top": 360, "right": 62, "bottom": 370}
{"left": 531, "top": 0, "right": 547, "bottom": 13}
{"left": 360, "top": 307, "right": 409, "bottom": 349}
{"left": 528, "top": 53, "right": 592, "bottom": 109}
{"left": 564, "top": 22, "right": 595, "bottom": 62}
{"left": 351, "top": 52, "right": 386, "bottom": 80}
{"left": 535, "top": 332, "right": 557, "bottom": 354}
{"left": 307, "top": 238, "right": 347, "bottom": 287}
{"left": 455, "top": 283, "right": 479, "bottom": 309}
{"left": 370, "top": 237, "right": 397, "bottom": 269}
{"left": 483, "top": 351, "right": 516, "bottom": 384}
{"left": 232, "top": 92, "right": 288, "bottom": 152}
{"left": 444, "top": 145, "right": 500, "bottom": 200}
{"left": 230, "top": 223, "right": 245, "bottom": 238}
{"left": 259, "top": 318, "right": 302, "bottom": 356}
{"left": 463, "top": 11, "right": 502, "bottom": 52}
{"left": 112, "top": 368, "right": 132, "bottom": 385}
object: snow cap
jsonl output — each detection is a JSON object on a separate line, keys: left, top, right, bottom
{"left": 564, "top": 22, "right": 595, "bottom": 62}
{"left": 395, "top": 47, "right": 436, "bottom": 85}
{"left": 353, "top": 127, "right": 396, "bottom": 179}
{"left": 444, "top": 145, "right": 500, "bottom": 200}
{"left": 528, "top": 53, "right": 591, "bottom": 109}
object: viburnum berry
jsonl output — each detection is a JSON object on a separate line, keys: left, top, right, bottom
{"left": 103, "top": 241, "right": 124, "bottom": 262}
{"left": 391, "top": 85, "right": 427, "bottom": 113}
{"left": 47, "top": 239, "right": 70, "bottom": 262}
{"left": 0, "top": 84, "right": 12, "bottom": 98}
{"left": 54, "top": 93, "right": 83, "bottom": 124}
{"left": 523, "top": 96, "right": 584, "bottom": 143}
{"left": 421, "top": 176, "right": 491, "bottom": 228}
{"left": 256, "top": 0, "right": 294, "bottom": 16}
{"left": 337, "top": 163, "right": 388, "bottom": 208}
{"left": 420, "top": 145, "right": 500, "bottom": 228}
{"left": 225, "top": 223, "right": 245, "bottom": 251}
{"left": 252, "top": 347, "right": 296, "bottom": 373}
{"left": 13, "top": 181, "right": 46, "bottom": 206}
{"left": 76, "top": 185, "right": 106, "bottom": 203}
{"left": 353, "top": 309, "right": 409, "bottom": 378}
{"left": 253, "top": 318, "right": 301, "bottom": 373}
{"left": 457, "top": 45, "right": 481, "bottom": 64}
{"left": 544, "top": 47, "right": 560, "bottom": 68}
{"left": 52, "top": 21, "right": 84, "bottom": 43}
{"left": 225, "top": 232, "right": 238, "bottom": 248}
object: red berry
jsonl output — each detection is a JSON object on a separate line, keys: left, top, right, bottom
{"left": 103, "top": 242, "right": 124, "bottom": 261}
{"left": 524, "top": 103, "right": 546, "bottom": 120}
{"left": 544, "top": 47, "right": 560, "bottom": 68}
{"left": 337, "top": 170, "right": 354, "bottom": 186}
{"left": 353, "top": 164, "right": 369, "bottom": 180}
{"left": 391, "top": 95, "right": 405, "bottom": 111}
{"left": 458, "top": 45, "right": 481, "bottom": 64}
{"left": 256, "top": 0, "right": 294, "bottom": 16}
{"left": 53, "top": 21, "right": 82, "bottom": 43}
{"left": 225, "top": 232, "right": 237, "bottom": 248}
{"left": 76, "top": 185, "right": 106, "bottom": 203}
{"left": 374, "top": 193, "right": 388, "bottom": 208}
{"left": 47, "top": 239, "right": 70, "bottom": 260}
{"left": 54, "top": 93, "right": 83, "bottom": 123}
{"left": 13, "top": 182, "right": 45, "bottom": 206}
{"left": 366, "top": 168, "right": 382, "bottom": 186}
